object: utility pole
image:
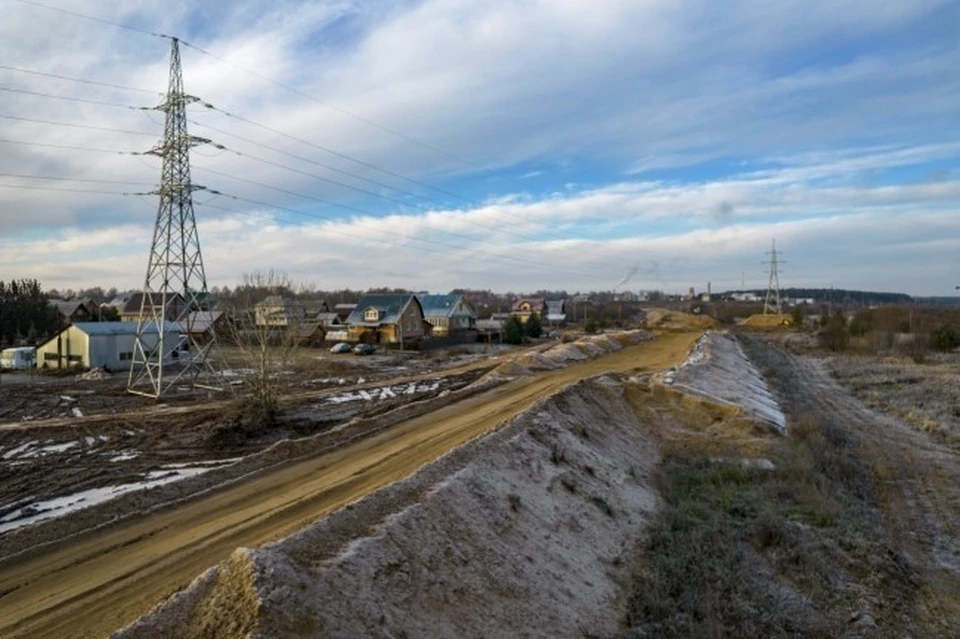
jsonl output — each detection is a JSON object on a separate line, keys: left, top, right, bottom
{"left": 762, "top": 239, "right": 783, "bottom": 315}
{"left": 128, "top": 38, "right": 221, "bottom": 399}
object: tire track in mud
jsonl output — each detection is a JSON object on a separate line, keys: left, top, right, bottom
{"left": 0, "top": 331, "right": 700, "bottom": 639}
{"left": 740, "top": 336, "right": 960, "bottom": 634}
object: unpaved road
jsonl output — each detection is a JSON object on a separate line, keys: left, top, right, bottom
{"left": 742, "top": 337, "right": 960, "bottom": 635}
{"left": 0, "top": 331, "right": 700, "bottom": 639}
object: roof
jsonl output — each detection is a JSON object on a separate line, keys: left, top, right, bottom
{"left": 36, "top": 321, "right": 180, "bottom": 350}
{"left": 334, "top": 303, "right": 357, "bottom": 310}
{"left": 346, "top": 294, "right": 420, "bottom": 326}
{"left": 546, "top": 300, "right": 566, "bottom": 314}
{"left": 314, "top": 312, "right": 342, "bottom": 325}
{"left": 184, "top": 311, "right": 223, "bottom": 333}
{"left": 122, "top": 292, "right": 185, "bottom": 314}
{"left": 50, "top": 299, "right": 93, "bottom": 317}
{"left": 74, "top": 321, "right": 181, "bottom": 336}
{"left": 512, "top": 297, "right": 546, "bottom": 312}
{"left": 419, "top": 294, "right": 474, "bottom": 318}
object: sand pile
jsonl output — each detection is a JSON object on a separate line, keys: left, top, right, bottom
{"left": 739, "top": 313, "right": 793, "bottom": 330}
{"left": 115, "top": 377, "right": 661, "bottom": 639}
{"left": 645, "top": 309, "right": 717, "bottom": 331}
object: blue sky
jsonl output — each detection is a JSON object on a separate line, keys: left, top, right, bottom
{"left": 1, "top": 0, "right": 958, "bottom": 295}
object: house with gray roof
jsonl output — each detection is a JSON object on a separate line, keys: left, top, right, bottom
{"left": 49, "top": 298, "right": 97, "bottom": 325}
{"left": 346, "top": 294, "right": 426, "bottom": 347}
{"left": 419, "top": 294, "right": 477, "bottom": 337}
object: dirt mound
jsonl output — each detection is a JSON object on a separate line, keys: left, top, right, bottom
{"left": 739, "top": 313, "right": 793, "bottom": 330}
{"left": 645, "top": 308, "right": 717, "bottom": 331}
{"left": 115, "top": 378, "right": 661, "bottom": 638}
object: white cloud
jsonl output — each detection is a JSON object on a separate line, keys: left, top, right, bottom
{"left": 1, "top": 0, "right": 958, "bottom": 295}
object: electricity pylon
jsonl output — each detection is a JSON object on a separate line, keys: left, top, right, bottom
{"left": 762, "top": 239, "right": 783, "bottom": 315}
{"left": 128, "top": 38, "right": 221, "bottom": 399}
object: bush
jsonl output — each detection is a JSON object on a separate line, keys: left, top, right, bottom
{"left": 584, "top": 317, "right": 599, "bottom": 334}
{"left": 503, "top": 316, "right": 524, "bottom": 344}
{"left": 818, "top": 315, "right": 848, "bottom": 352}
{"left": 930, "top": 324, "right": 960, "bottom": 353}
{"left": 526, "top": 311, "right": 543, "bottom": 338}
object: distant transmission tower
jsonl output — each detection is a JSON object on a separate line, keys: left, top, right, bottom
{"left": 763, "top": 239, "right": 783, "bottom": 315}
{"left": 128, "top": 38, "right": 220, "bottom": 399}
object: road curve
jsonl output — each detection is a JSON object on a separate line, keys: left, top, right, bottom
{"left": 0, "top": 331, "right": 699, "bottom": 639}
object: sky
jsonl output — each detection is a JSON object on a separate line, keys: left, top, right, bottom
{"left": 1, "top": 0, "right": 958, "bottom": 296}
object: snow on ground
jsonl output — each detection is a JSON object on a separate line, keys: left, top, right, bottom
{"left": 323, "top": 380, "right": 442, "bottom": 405}
{"left": 2, "top": 440, "right": 81, "bottom": 460}
{"left": 115, "top": 377, "right": 661, "bottom": 638}
{"left": 664, "top": 332, "right": 786, "bottom": 432}
{"left": 0, "top": 460, "right": 240, "bottom": 533}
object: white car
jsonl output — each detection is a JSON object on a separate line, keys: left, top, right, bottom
{"left": 329, "top": 342, "right": 352, "bottom": 353}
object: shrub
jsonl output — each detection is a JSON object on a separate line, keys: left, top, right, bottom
{"left": 818, "top": 315, "right": 848, "bottom": 352}
{"left": 930, "top": 324, "right": 960, "bottom": 353}
{"left": 526, "top": 311, "right": 543, "bottom": 338}
{"left": 584, "top": 317, "right": 599, "bottom": 334}
{"left": 503, "top": 316, "right": 524, "bottom": 344}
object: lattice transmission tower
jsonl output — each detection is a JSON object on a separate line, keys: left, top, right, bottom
{"left": 763, "top": 238, "right": 783, "bottom": 315}
{"left": 128, "top": 38, "right": 221, "bottom": 399}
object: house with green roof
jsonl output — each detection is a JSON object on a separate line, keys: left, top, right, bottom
{"left": 419, "top": 294, "right": 477, "bottom": 337}
{"left": 346, "top": 294, "right": 426, "bottom": 347}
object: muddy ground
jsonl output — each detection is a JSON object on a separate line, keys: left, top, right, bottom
{"left": 0, "top": 347, "right": 497, "bottom": 532}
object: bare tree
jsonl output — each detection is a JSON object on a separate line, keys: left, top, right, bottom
{"left": 223, "top": 270, "right": 305, "bottom": 426}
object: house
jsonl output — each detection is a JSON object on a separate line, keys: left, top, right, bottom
{"left": 419, "top": 294, "right": 477, "bottom": 337}
{"left": 35, "top": 321, "right": 181, "bottom": 371}
{"left": 545, "top": 300, "right": 567, "bottom": 325}
{"left": 121, "top": 292, "right": 189, "bottom": 323}
{"left": 314, "top": 312, "right": 344, "bottom": 329}
{"left": 301, "top": 299, "right": 331, "bottom": 321}
{"left": 49, "top": 299, "right": 98, "bottom": 324}
{"left": 254, "top": 295, "right": 305, "bottom": 328}
{"left": 297, "top": 322, "right": 326, "bottom": 347}
{"left": 511, "top": 297, "right": 546, "bottom": 324}
{"left": 346, "top": 294, "right": 426, "bottom": 347}
{"left": 183, "top": 311, "right": 228, "bottom": 345}
{"left": 334, "top": 303, "right": 357, "bottom": 322}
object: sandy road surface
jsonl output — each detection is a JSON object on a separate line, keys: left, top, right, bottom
{"left": 742, "top": 337, "right": 960, "bottom": 634}
{"left": 0, "top": 331, "right": 699, "bottom": 639}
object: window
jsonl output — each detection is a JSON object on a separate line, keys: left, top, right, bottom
{"left": 364, "top": 307, "right": 380, "bottom": 322}
{"left": 119, "top": 352, "right": 133, "bottom": 361}
{"left": 44, "top": 352, "right": 59, "bottom": 361}
{"left": 67, "top": 355, "right": 82, "bottom": 363}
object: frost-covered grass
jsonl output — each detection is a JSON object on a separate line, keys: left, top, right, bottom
{"left": 827, "top": 354, "right": 960, "bottom": 447}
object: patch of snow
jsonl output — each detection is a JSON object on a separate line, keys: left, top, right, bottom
{"left": 324, "top": 380, "right": 445, "bottom": 405}
{"left": 84, "top": 436, "right": 97, "bottom": 447}
{"left": 60, "top": 395, "right": 76, "bottom": 402}
{"left": 2, "top": 440, "right": 38, "bottom": 460}
{"left": 0, "top": 467, "right": 215, "bottom": 533}
{"left": 108, "top": 451, "right": 140, "bottom": 462}
{"left": 71, "top": 407, "right": 84, "bottom": 418}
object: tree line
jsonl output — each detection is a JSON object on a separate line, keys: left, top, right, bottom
{"left": 0, "top": 279, "right": 59, "bottom": 347}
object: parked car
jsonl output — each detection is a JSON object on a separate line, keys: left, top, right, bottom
{"left": 329, "top": 342, "right": 352, "bottom": 354}
{"left": 353, "top": 343, "right": 376, "bottom": 355}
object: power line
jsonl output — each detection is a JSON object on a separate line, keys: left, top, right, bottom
{"left": 193, "top": 105, "right": 468, "bottom": 203}
{"left": 0, "top": 113, "right": 157, "bottom": 136}
{"left": 0, "top": 137, "right": 146, "bottom": 155}
{"left": 0, "top": 65, "right": 160, "bottom": 95}
{"left": 0, "top": 68, "right": 582, "bottom": 246}
{"left": 0, "top": 85, "right": 152, "bottom": 110}
{"left": 0, "top": 172, "right": 154, "bottom": 186}
{"left": 15, "top": 0, "right": 506, "bottom": 184}
{"left": 0, "top": 182, "right": 149, "bottom": 196}
{"left": 14, "top": 0, "right": 170, "bottom": 39}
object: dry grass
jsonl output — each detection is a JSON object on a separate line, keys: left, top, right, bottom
{"left": 828, "top": 353, "right": 960, "bottom": 448}
{"left": 618, "top": 389, "right": 920, "bottom": 638}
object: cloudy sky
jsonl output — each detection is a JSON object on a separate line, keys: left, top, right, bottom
{"left": 1, "top": 0, "right": 958, "bottom": 295}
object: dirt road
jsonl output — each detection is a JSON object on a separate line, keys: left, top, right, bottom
{"left": 0, "top": 331, "right": 700, "bottom": 639}
{"left": 741, "top": 337, "right": 960, "bottom": 635}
